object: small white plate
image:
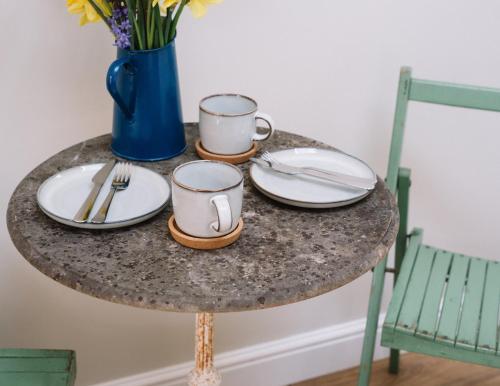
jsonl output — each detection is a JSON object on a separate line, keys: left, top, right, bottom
{"left": 37, "top": 163, "right": 170, "bottom": 229}
{"left": 250, "top": 148, "right": 377, "bottom": 208}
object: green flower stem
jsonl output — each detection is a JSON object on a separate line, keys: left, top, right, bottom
{"left": 136, "top": 0, "right": 147, "bottom": 50}
{"left": 124, "top": 0, "right": 140, "bottom": 50}
{"left": 131, "top": 0, "right": 145, "bottom": 50}
{"left": 148, "top": 1, "right": 158, "bottom": 49}
{"left": 88, "top": 0, "right": 112, "bottom": 29}
{"left": 168, "top": 0, "right": 188, "bottom": 42}
{"left": 151, "top": 14, "right": 158, "bottom": 48}
{"left": 133, "top": 18, "right": 145, "bottom": 50}
{"left": 154, "top": 6, "right": 165, "bottom": 47}
{"left": 153, "top": 17, "right": 159, "bottom": 47}
{"left": 146, "top": 0, "right": 153, "bottom": 49}
{"left": 164, "top": 7, "right": 173, "bottom": 43}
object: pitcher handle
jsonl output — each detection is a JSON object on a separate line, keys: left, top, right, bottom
{"left": 106, "top": 57, "right": 135, "bottom": 120}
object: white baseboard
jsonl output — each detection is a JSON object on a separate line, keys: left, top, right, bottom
{"left": 93, "top": 315, "right": 388, "bottom": 386}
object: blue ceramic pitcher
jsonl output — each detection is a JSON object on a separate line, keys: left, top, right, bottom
{"left": 107, "top": 40, "right": 186, "bottom": 161}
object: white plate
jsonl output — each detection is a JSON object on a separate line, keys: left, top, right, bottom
{"left": 37, "top": 163, "right": 170, "bottom": 229}
{"left": 249, "top": 148, "right": 377, "bottom": 208}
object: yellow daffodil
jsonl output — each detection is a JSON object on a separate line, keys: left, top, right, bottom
{"left": 153, "top": 0, "right": 222, "bottom": 18}
{"left": 188, "top": 0, "right": 222, "bottom": 18}
{"left": 67, "top": 0, "right": 111, "bottom": 26}
{"left": 152, "top": 0, "right": 179, "bottom": 14}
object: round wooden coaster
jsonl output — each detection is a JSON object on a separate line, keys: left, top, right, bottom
{"left": 195, "top": 139, "right": 257, "bottom": 164}
{"left": 168, "top": 215, "right": 244, "bottom": 250}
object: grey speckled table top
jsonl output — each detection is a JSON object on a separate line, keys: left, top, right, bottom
{"left": 7, "top": 123, "right": 398, "bottom": 313}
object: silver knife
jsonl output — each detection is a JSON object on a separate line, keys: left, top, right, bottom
{"left": 250, "top": 157, "right": 375, "bottom": 190}
{"left": 73, "top": 160, "right": 116, "bottom": 223}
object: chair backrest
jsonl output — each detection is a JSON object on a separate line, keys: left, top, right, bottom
{"left": 386, "top": 67, "right": 500, "bottom": 193}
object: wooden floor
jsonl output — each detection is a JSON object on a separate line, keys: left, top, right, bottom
{"left": 292, "top": 353, "right": 500, "bottom": 386}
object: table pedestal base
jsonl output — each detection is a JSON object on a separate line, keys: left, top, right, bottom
{"left": 188, "top": 313, "right": 221, "bottom": 386}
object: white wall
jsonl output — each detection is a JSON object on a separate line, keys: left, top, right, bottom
{"left": 1, "top": 1, "right": 500, "bottom": 385}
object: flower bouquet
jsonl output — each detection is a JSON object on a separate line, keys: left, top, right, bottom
{"left": 67, "top": 0, "right": 222, "bottom": 161}
{"left": 67, "top": 0, "right": 221, "bottom": 50}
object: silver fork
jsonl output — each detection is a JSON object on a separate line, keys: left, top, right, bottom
{"left": 260, "top": 151, "right": 375, "bottom": 190}
{"left": 91, "top": 162, "right": 132, "bottom": 224}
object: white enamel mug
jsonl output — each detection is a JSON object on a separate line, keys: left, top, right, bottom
{"left": 171, "top": 160, "right": 244, "bottom": 238}
{"left": 199, "top": 94, "right": 275, "bottom": 155}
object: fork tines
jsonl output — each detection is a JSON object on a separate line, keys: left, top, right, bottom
{"left": 115, "top": 162, "right": 132, "bottom": 182}
{"left": 261, "top": 151, "right": 275, "bottom": 163}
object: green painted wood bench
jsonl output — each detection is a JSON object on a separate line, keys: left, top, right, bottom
{"left": 358, "top": 67, "right": 500, "bottom": 385}
{"left": 0, "top": 349, "right": 76, "bottom": 386}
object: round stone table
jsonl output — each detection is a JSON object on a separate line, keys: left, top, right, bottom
{"left": 7, "top": 123, "right": 398, "bottom": 385}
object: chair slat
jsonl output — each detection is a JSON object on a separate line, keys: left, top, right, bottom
{"left": 455, "top": 258, "right": 488, "bottom": 351}
{"left": 0, "top": 350, "right": 75, "bottom": 386}
{"left": 395, "top": 245, "right": 436, "bottom": 335}
{"left": 415, "top": 250, "right": 453, "bottom": 340}
{"left": 435, "top": 254, "right": 469, "bottom": 345}
{"left": 477, "top": 261, "right": 500, "bottom": 354}
{"left": 384, "top": 230, "right": 423, "bottom": 330}
{"left": 0, "top": 350, "right": 71, "bottom": 359}
{"left": 0, "top": 357, "right": 70, "bottom": 372}
{"left": 0, "top": 373, "right": 72, "bottom": 386}
{"left": 409, "top": 79, "right": 500, "bottom": 112}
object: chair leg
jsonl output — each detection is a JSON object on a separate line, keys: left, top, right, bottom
{"left": 389, "top": 349, "right": 399, "bottom": 374}
{"left": 388, "top": 259, "right": 401, "bottom": 375}
{"left": 388, "top": 255, "right": 401, "bottom": 375}
{"left": 358, "top": 258, "right": 388, "bottom": 386}
{"left": 387, "top": 168, "right": 411, "bottom": 375}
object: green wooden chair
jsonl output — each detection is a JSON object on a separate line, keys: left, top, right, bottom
{"left": 0, "top": 349, "right": 76, "bottom": 386}
{"left": 358, "top": 67, "right": 500, "bottom": 385}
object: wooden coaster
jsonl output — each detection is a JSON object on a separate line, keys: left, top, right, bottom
{"left": 195, "top": 139, "right": 257, "bottom": 164}
{"left": 168, "top": 215, "right": 244, "bottom": 250}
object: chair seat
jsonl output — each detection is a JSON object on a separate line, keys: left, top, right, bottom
{"left": 382, "top": 234, "right": 500, "bottom": 368}
{"left": 0, "top": 349, "right": 76, "bottom": 386}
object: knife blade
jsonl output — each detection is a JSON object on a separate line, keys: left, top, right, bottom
{"left": 73, "top": 160, "right": 116, "bottom": 223}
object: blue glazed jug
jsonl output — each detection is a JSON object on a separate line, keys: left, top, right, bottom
{"left": 107, "top": 40, "right": 186, "bottom": 161}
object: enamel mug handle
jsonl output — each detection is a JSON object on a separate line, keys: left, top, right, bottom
{"left": 252, "top": 112, "right": 275, "bottom": 141}
{"left": 210, "top": 195, "right": 232, "bottom": 233}
{"left": 106, "top": 57, "right": 136, "bottom": 120}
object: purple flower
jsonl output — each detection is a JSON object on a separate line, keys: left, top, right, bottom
{"left": 108, "top": 5, "right": 132, "bottom": 49}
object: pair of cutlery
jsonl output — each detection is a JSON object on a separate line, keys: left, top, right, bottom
{"left": 73, "top": 160, "right": 132, "bottom": 224}
{"left": 251, "top": 151, "right": 375, "bottom": 190}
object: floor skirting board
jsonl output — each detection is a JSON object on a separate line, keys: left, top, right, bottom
{"left": 93, "top": 315, "right": 388, "bottom": 386}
